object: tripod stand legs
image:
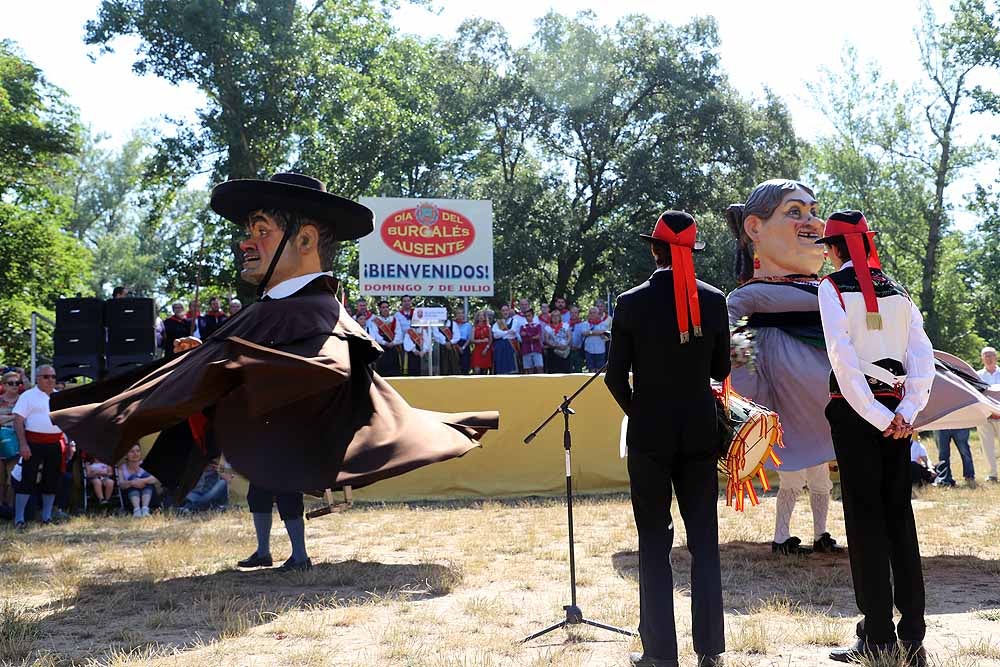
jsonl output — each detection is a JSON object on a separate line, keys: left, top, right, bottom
{"left": 522, "top": 382, "right": 636, "bottom": 645}
{"left": 521, "top": 604, "right": 635, "bottom": 643}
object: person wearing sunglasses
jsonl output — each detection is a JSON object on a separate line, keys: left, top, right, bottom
{"left": 0, "top": 371, "right": 23, "bottom": 507}
{"left": 11, "top": 365, "right": 64, "bottom": 528}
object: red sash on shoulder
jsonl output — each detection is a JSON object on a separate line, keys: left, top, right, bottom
{"left": 406, "top": 327, "right": 424, "bottom": 347}
{"left": 376, "top": 317, "right": 396, "bottom": 343}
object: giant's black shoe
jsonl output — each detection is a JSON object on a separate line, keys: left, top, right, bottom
{"left": 236, "top": 552, "right": 273, "bottom": 568}
{"left": 696, "top": 654, "right": 724, "bottom": 667}
{"left": 629, "top": 652, "right": 679, "bottom": 667}
{"left": 900, "top": 640, "right": 927, "bottom": 667}
{"left": 829, "top": 638, "right": 897, "bottom": 663}
{"left": 813, "top": 532, "right": 845, "bottom": 554}
{"left": 771, "top": 536, "right": 812, "bottom": 555}
{"left": 277, "top": 556, "right": 313, "bottom": 572}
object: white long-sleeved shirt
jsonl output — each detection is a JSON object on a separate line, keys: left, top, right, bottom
{"left": 402, "top": 326, "right": 445, "bottom": 354}
{"left": 366, "top": 315, "right": 403, "bottom": 347}
{"left": 817, "top": 261, "right": 936, "bottom": 430}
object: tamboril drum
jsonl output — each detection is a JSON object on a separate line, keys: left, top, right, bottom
{"left": 714, "top": 379, "right": 784, "bottom": 511}
{"left": 617, "top": 380, "right": 783, "bottom": 512}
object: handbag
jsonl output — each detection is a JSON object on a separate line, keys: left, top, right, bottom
{"left": 0, "top": 426, "right": 18, "bottom": 459}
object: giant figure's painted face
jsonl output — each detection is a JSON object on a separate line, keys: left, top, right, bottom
{"left": 745, "top": 186, "right": 825, "bottom": 277}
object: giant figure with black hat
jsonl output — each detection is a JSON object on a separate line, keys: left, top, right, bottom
{"left": 816, "top": 210, "right": 935, "bottom": 666}
{"left": 50, "top": 173, "right": 499, "bottom": 570}
{"left": 605, "top": 211, "right": 731, "bottom": 667}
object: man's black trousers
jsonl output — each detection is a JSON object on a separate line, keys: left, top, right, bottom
{"left": 627, "top": 447, "right": 725, "bottom": 659}
{"left": 16, "top": 441, "right": 62, "bottom": 495}
{"left": 246, "top": 483, "right": 304, "bottom": 521}
{"left": 826, "top": 397, "right": 925, "bottom": 643}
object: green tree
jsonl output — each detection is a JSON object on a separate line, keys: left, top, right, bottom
{"left": 807, "top": 0, "right": 999, "bottom": 354}
{"left": 0, "top": 41, "right": 90, "bottom": 366}
{"left": 85, "top": 0, "right": 450, "bottom": 303}
{"left": 449, "top": 13, "right": 802, "bottom": 305}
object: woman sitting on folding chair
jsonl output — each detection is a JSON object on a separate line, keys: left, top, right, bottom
{"left": 117, "top": 444, "right": 159, "bottom": 517}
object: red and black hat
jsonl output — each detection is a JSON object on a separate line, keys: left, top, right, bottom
{"left": 816, "top": 210, "right": 884, "bottom": 329}
{"left": 638, "top": 210, "right": 706, "bottom": 251}
{"left": 640, "top": 211, "right": 705, "bottom": 343}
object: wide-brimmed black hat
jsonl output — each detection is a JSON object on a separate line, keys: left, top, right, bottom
{"left": 638, "top": 210, "right": 706, "bottom": 251}
{"left": 210, "top": 172, "right": 374, "bottom": 240}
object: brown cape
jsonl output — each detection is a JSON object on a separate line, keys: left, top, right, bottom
{"left": 50, "top": 276, "right": 499, "bottom": 493}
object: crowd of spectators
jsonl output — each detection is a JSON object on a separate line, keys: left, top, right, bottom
{"left": 0, "top": 359, "right": 232, "bottom": 524}
{"left": 349, "top": 294, "right": 613, "bottom": 377}
{"left": 3, "top": 295, "right": 997, "bottom": 527}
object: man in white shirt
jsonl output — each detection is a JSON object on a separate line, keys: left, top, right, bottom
{"left": 582, "top": 306, "right": 611, "bottom": 370}
{"left": 12, "top": 365, "right": 65, "bottom": 528}
{"left": 452, "top": 309, "right": 473, "bottom": 374}
{"left": 977, "top": 346, "right": 1000, "bottom": 481}
{"left": 402, "top": 320, "right": 445, "bottom": 375}
{"left": 395, "top": 295, "right": 414, "bottom": 334}
{"left": 816, "top": 211, "right": 935, "bottom": 666}
{"left": 909, "top": 439, "right": 935, "bottom": 486}
{"left": 511, "top": 298, "right": 530, "bottom": 337}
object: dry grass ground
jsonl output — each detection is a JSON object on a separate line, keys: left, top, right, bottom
{"left": 2, "top": 434, "right": 1000, "bottom": 667}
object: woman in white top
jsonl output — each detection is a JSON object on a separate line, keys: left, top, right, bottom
{"left": 118, "top": 443, "right": 160, "bottom": 517}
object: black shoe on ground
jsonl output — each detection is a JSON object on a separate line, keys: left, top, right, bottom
{"left": 829, "top": 638, "right": 897, "bottom": 663}
{"left": 900, "top": 640, "right": 927, "bottom": 667}
{"left": 697, "top": 654, "right": 724, "bottom": 667}
{"left": 771, "top": 536, "right": 812, "bottom": 555}
{"left": 628, "top": 652, "right": 678, "bottom": 667}
{"left": 813, "top": 532, "right": 845, "bottom": 554}
{"left": 278, "top": 556, "right": 313, "bottom": 572}
{"left": 14, "top": 521, "right": 26, "bottom": 530}
{"left": 237, "top": 552, "right": 273, "bottom": 568}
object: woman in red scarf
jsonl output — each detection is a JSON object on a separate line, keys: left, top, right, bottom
{"left": 545, "top": 308, "right": 572, "bottom": 373}
{"left": 470, "top": 311, "right": 494, "bottom": 374}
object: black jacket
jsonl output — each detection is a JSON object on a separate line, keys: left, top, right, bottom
{"left": 605, "top": 269, "right": 730, "bottom": 454}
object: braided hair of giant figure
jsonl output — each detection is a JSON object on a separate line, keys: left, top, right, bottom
{"left": 724, "top": 179, "right": 824, "bottom": 283}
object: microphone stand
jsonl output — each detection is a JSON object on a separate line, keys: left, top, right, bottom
{"left": 521, "top": 362, "right": 636, "bottom": 643}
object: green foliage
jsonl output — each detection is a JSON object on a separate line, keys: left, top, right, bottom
{"left": 0, "top": 201, "right": 91, "bottom": 366}
{"left": 807, "top": 0, "right": 1000, "bottom": 354}
{"left": 445, "top": 13, "right": 802, "bottom": 305}
{"left": 0, "top": 40, "right": 80, "bottom": 196}
{"left": 967, "top": 181, "right": 1000, "bottom": 349}
{"left": 805, "top": 49, "right": 933, "bottom": 295}
{"left": 0, "top": 42, "right": 90, "bottom": 366}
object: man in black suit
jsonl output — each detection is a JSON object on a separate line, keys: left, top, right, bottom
{"left": 606, "top": 211, "right": 731, "bottom": 667}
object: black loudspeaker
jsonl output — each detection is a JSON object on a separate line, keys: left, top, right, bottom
{"left": 56, "top": 298, "right": 104, "bottom": 331}
{"left": 107, "top": 328, "right": 156, "bottom": 357}
{"left": 54, "top": 297, "right": 106, "bottom": 380}
{"left": 106, "top": 298, "right": 154, "bottom": 330}
{"left": 107, "top": 298, "right": 156, "bottom": 362}
{"left": 54, "top": 328, "right": 104, "bottom": 357}
{"left": 106, "top": 357, "right": 153, "bottom": 377}
{"left": 54, "top": 355, "right": 103, "bottom": 382}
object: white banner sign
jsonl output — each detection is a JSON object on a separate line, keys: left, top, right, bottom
{"left": 411, "top": 307, "right": 448, "bottom": 327}
{"left": 358, "top": 198, "right": 494, "bottom": 297}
